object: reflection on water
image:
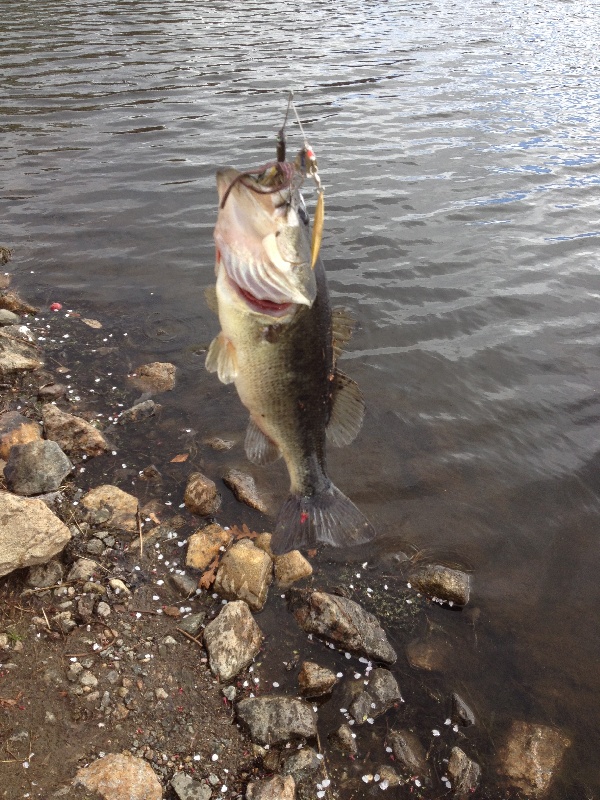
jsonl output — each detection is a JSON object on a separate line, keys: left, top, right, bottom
{"left": 3, "top": 0, "right": 600, "bottom": 794}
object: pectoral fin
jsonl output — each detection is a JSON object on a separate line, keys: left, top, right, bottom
{"left": 245, "top": 418, "right": 281, "bottom": 465}
{"left": 205, "top": 332, "right": 237, "bottom": 384}
{"left": 326, "top": 370, "right": 365, "bottom": 447}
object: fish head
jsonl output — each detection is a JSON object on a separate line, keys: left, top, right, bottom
{"left": 214, "top": 163, "right": 317, "bottom": 316}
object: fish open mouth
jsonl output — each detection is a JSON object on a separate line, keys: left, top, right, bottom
{"left": 237, "top": 286, "right": 293, "bottom": 315}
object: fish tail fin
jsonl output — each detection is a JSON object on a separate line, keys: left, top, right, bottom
{"left": 271, "top": 482, "right": 375, "bottom": 555}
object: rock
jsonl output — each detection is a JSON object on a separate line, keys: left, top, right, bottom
{"left": 118, "top": 400, "right": 161, "bottom": 424}
{"left": 26, "top": 559, "right": 64, "bottom": 588}
{"left": 222, "top": 468, "right": 267, "bottom": 512}
{"left": 451, "top": 692, "right": 476, "bottom": 726}
{"left": 52, "top": 610, "right": 77, "bottom": 633}
{"left": 274, "top": 550, "right": 313, "bottom": 590}
{"left": 171, "top": 771, "right": 212, "bottom": 800}
{"left": 214, "top": 539, "right": 273, "bottom": 612}
{"left": 0, "top": 492, "right": 71, "bottom": 578}
{"left": 37, "top": 382, "right": 67, "bottom": 401}
{"left": 0, "top": 327, "right": 43, "bottom": 376}
{"left": 349, "top": 668, "right": 401, "bottom": 723}
{"left": 0, "top": 309, "right": 19, "bottom": 325}
{"left": 406, "top": 633, "right": 451, "bottom": 671}
{"left": 247, "top": 775, "right": 295, "bottom": 800}
{"left": 298, "top": 661, "right": 338, "bottom": 697}
{"left": 236, "top": 696, "right": 317, "bottom": 745}
{"left": 186, "top": 523, "right": 231, "bottom": 570}
{"left": 0, "top": 411, "right": 42, "bottom": 460}
{"left": 329, "top": 724, "right": 357, "bottom": 756}
{"left": 81, "top": 484, "right": 139, "bottom": 532}
{"left": 498, "top": 721, "right": 570, "bottom": 797}
{"left": 409, "top": 564, "right": 470, "bottom": 606}
{"left": 169, "top": 572, "right": 198, "bottom": 596}
{"left": 0, "top": 290, "right": 37, "bottom": 315}
{"left": 177, "top": 612, "right": 206, "bottom": 637}
{"left": 376, "top": 765, "right": 402, "bottom": 789}
{"left": 86, "top": 538, "right": 105, "bottom": 555}
{"left": 205, "top": 437, "right": 234, "bottom": 451}
{"left": 4, "top": 440, "right": 72, "bottom": 495}
{"left": 281, "top": 747, "right": 328, "bottom": 799}
{"left": 203, "top": 600, "right": 263, "bottom": 682}
{"left": 42, "top": 404, "right": 110, "bottom": 458}
{"left": 448, "top": 746, "right": 481, "bottom": 797}
{"left": 3, "top": 324, "right": 36, "bottom": 343}
{"left": 74, "top": 753, "right": 162, "bottom": 800}
{"left": 67, "top": 558, "right": 97, "bottom": 582}
{"left": 388, "top": 729, "right": 429, "bottom": 778}
{"left": 253, "top": 533, "right": 274, "bottom": 558}
{"left": 288, "top": 588, "right": 397, "bottom": 664}
{"left": 109, "top": 578, "right": 131, "bottom": 595}
{"left": 96, "top": 601, "right": 111, "bottom": 618}
{"left": 131, "top": 361, "right": 176, "bottom": 393}
{"left": 184, "top": 472, "right": 221, "bottom": 516}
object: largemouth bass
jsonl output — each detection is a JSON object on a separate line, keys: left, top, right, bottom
{"left": 206, "top": 158, "right": 375, "bottom": 554}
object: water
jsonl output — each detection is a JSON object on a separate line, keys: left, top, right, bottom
{"left": 2, "top": 0, "right": 600, "bottom": 794}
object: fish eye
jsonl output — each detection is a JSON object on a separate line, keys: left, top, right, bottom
{"left": 297, "top": 205, "right": 309, "bottom": 226}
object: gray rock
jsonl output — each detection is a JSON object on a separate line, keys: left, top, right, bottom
{"left": 388, "top": 729, "right": 429, "bottom": 778}
{"left": 26, "top": 559, "right": 64, "bottom": 588}
{"left": 349, "top": 668, "right": 402, "bottom": 723}
{"left": 118, "top": 400, "right": 161, "bottom": 425}
{"left": 288, "top": 588, "right": 397, "bottom": 664}
{"left": 448, "top": 746, "right": 481, "bottom": 798}
{"left": 203, "top": 600, "right": 263, "bottom": 682}
{"left": 169, "top": 573, "right": 198, "bottom": 597}
{"left": 4, "top": 440, "right": 73, "bottom": 495}
{"left": 86, "top": 538, "right": 105, "bottom": 556}
{"left": 52, "top": 611, "right": 77, "bottom": 634}
{"left": 184, "top": 472, "right": 221, "bottom": 516}
{"left": 0, "top": 327, "right": 43, "bottom": 376}
{"left": 222, "top": 685, "right": 236, "bottom": 702}
{"left": 329, "top": 724, "right": 357, "bottom": 756}
{"left": 96, "top": 601, "right": 111, "bottom": 618}
{"left": 0, "top": 309, "right": 19, "bottom": 326}
{"left": 452, "top": 692, "right": 476, "bottom": 726}
{"left": 281, "top": 747, "right": 328, "bottom": 799}
{"left": 214, "top": 539, "right": 272, "bottom": 612}
{"left": 67, "top": 558, "right": 97, "bottom": 582}
{"left": 171, "top": 772, "right": 212, "bottom": 800}
{"left": 409, "top": 564, "right": 470, "bottom": 607}
{"left": 298, "top": 661, "right": 338, "bottom": 697}
{"left": 0, "top": 492, "right": 71, "bottom": 578}
{"left": 42, "top": 405, "right": 110, "bottom": 458}
{"left": 177, "top": 612, "right": 206, "bottom": 637}
{"left": 498, "top": 721, "right": 571, "bottom": 797}
{"left": 236, "top": 696, "right": 317, "bottom": 746}
{"left": 222, "top": 468, "right": 267, "bottom": 512}
{"left": 246, "top": 775, "right": 295, "bottom": 800}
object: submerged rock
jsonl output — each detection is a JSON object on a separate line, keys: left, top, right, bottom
{"left": 329, "top": 724, "right": 357, "bottom": 756}
{"left": 74, "top": 752, "right": 162, "bottom": 800}
{"left": 214, "top": 538, "right": 272, "bottom": 612}
{"left": 184, "top": 472, "right": 221, "bottom": 516}
{"left": 288, "top": 588, "right": 397, "bottom": 664}
{"left": 186, "top": 523, "right": 231, "bottom": 571}
{"left": 388, "top": 729, "right": 429, "bottom": 779}
{"left": 42, "top": 404, "right": 110, "bottom": 458}
{"left": 406, "top": 632, "right": 451, "bottom": 672}
{"left": 409, "top": 564, "right": 470, "bottom": 606}
{"left": 4, "top": 440, "right": 72, "bottom": 495}
{"left": 349, "top": 668, "right": 401, "bottom": 724}
{"left": 0, "top": 492, "right": 71, "bottom": 578}
{"left": 247, "top": 775, "right": 296, "bottom": 800}
{"left": 452, "top": 691, "right": 476, "bottom": 726}
{"left": 203, "top": 600, "right": 263, "bottom": 682}
{"left": 0, "top": 411, "right": 41, "bottom": 460}
{"left": 118, "top": 400, "right": 160, "bottom": 424}
{"left": 131, "top": 361, "right": 176, "bottom": 393}
{"left": 281, "top": 746, "right": 329, "bottom": 800}
{"left": 222, "top": 468, "right": 267, "bottom": 512}
{"left": 236, "top": 696, "right": 317, "bottom": 745}
{"left": 448, "top": 746, "right": 481, "bottom": 797}
{"left": 298, "top": 661, "right": 338, "bottom": 697}
{"left": 498, "top": 720, "right": 571, "bottom": 797}
{"left": 81, "top": 484, "right": 139, "bottom": 532}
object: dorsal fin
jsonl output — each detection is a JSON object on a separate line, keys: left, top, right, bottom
{"left": 326, "top": 370, "right": 365, "bottom": 447}
{"left": 205, "top": 332, "right": 237, "bottom": 384}
{"left": 332, "top": 306, "right": 355, "bottom": 360}
{"left": 204, "top": 285, "right": 218, "bottom": 314}
{"left": 245, "top": 418, "right": 281, "bottom": 465}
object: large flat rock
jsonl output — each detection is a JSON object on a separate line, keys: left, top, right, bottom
{"left": 203, "top": 599, "right": 263, "bottom": 682}
{"left": 498, "top": 721, "right": 570, "bottom": 797}
{"left": 236, "top": 696, "right": 317, "bottom": 746}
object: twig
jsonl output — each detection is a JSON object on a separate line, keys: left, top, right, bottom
{"left": 137, "top": 510, "right": 143, "bottom": 558}
{"left": 175, "top": 627, "right": 204, "bottom": 649}
{"left": 41, "top": 608, "right": 51, "bottom": 631}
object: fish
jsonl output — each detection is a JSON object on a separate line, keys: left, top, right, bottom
{"left": 205, "top": 158, "right": 375, "bottom": 555}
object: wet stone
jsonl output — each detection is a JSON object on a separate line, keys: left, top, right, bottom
{"left": 184, "top": 473, "right": 221, "bottom": 517}
{"left": 298, "top": 661, "right": 338, "bottom": 697}
{"left": 246, "top": 775, "right": 295, "bottom": 800}
{"left": 348, "top": 668, "right": 401, "bottom": 723}
{"left": 186, "top": 522, "right": 231, "bottom": 569}
{"left": 222, "top": 467, "right": 267, "bottom": 512}
{"left": 274, "top": 549, "right": 313, "bottom": 590}
{"left": 236, "top": 696, "right": 317, "bottom": 746}
{"left": 329, "top": 724, "right": 357, "bottom": 756}
{"left": 452, "top": 691, "right": 476, "bottom": 726}
{"left": 0, "top": 326, "right": 43, "bottom": 375}
{"left": 448, "top": 746, "right": 481, "bottom": 798}
{"left": 42, "top": 404, "right": 110, "bottom": 458}
{"left": 203, "top": 599, "right": 263, "bottom": 682}
{"left": 118, "top": 400, "right": 161, "bottom": 425}
{"left": 213, "top": 538, "right": 272, "bottom": 612}
{"left": 37, "top": 382, "right": 67, "bottom": 401}
{"left": 409, "top": 563, "right": 470, "bottom": 606}
{"left": 4, "top": 440, "right": 73, "bottom": 496}
{"left": 131, "top": 361, "right": 176, "bottom": 393}
{"left": 0, "top": 410, "right": 42, "bottom": 460}
{"left": 406, "top": 632, "right": 451, "bottom": 672}
{"left": 82, "top": 484, "right": 139, "bottom": 532}
{"left": 288, "top": 588, "right": 397, "bottom": 664}
{"left": 376, "top": 765, "right": 402, "bottom": 788}
{"left": 281, "top": 746, "right": 328, "bottom": 799}
{"left": 169, "top": 572, "right": 198, "bottom": 596}
{"left": 0, "top": 309, "right": 19, "bottom": 325}
{"left": 388, "top": 729, "right": 430, "bottom": 779}
{"left": 498, "top": 721, "right": 571, "bottom": 797}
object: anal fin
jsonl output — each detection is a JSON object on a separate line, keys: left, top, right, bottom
{"left": 245, "top": 417, "right": 281, "bottom": 465}
{"left": 326, "top": 370, "right": 365, "bottom": 447}
{"left": 205, "top": 332, "right": 237, "bottom": 384}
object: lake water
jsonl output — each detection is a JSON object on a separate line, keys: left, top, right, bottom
{"left": 2, "top": 0, "right": 600, "bottom": 795}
